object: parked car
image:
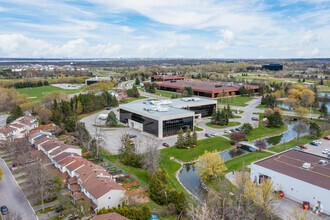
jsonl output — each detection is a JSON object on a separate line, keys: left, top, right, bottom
{"left": 98, "top": 137, "right": 104, "bottom": 141}
{"left": 314, "top": 141, "right": 322, "bottom": 145}
{"left": 205, "top": 133, "right": 212, "bottom": 138}
{"left": 211, "top": 133, "right": 217, "bottom": 136}
{"left": 224, "top": 129, "right": 231, "bottom": 134}
{"left": 251, "top": 117, "right": 259, "bottom": 121}
{"left": 290, "top": 147, "right": 301, "bottom": 151}
{"left": 129, "top": 134, "right": 137, "bottom": 138}
{"left": 322, "top": 149, "right": 329, "bottom": 154}
{"left": 299, "top": 145, "right": 307, "bottom": 149}
{"left": 309, "top": 142, "right": 318, "bottom": 146}
{"left": 1, "top": 205, "right": 8, "bottom": 215}
{"left": 323, "top": 136, "right": 330, "bottom": 140}
{"left": 230, "top": 129, "right": 235, "bottom": 133}
{"left": 235, "top": 128, "right": 240, "bottom": 131}
{"left": 55, "top": 206, "right": 63, "bottom": 213}
{"left": 162, "top": 143, "right": 169, "bottom": 148}
{"left": 106, "top": 107, "right": 112, "bottom": 110}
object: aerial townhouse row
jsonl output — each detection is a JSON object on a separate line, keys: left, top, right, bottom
{"left": 0, "top": 115, "right": 39, "bottom": 141}
{"left": 28, "top": 126, "right": 126, "bottom": 212}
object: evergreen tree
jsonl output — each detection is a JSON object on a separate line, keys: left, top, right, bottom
{"left": 320, "top": 103, "right": 328, "bottom": 117}
{"left": 309, "top": 122, "right": 321, "bottom": 138}
{"left": 106, "top": 111, "right": 118, "bottom": 127}
{"left": 320, "top": 77, "right": 324, "bottom": 85}
{"left": 211, "top": 107, "right": 217, "bottom": 124}
{"left": 175, "top": 128, "right": 185, "bottom": 149}
{"left": 6, "top": 106, "right": 24, "bottom": 124}
{"left": 51, "top": 100, "right": 63, "bottom": 125}
{"left": 192, "top": 130, "right": 198, "bottom": 146}
{"left": 184, "top": 127, "right": 192, "bottom": 147}
{"left": 135, "top": 78, "right": 141, "bottom": 85}
{"left": 267, "top": 111, "right": 283, "bottom": 128}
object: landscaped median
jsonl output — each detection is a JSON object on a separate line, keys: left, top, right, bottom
{"left": 217, "top": 96, "right": 253, "bottom": 107}
{"left": 161, "top": 136, "right": 232, "bottom": 162}
{"left": 205, "top": 121, "right": 241, "bottom": 129}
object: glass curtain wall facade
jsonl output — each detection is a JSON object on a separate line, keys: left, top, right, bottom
{"left": 163, "top": 116, "right": 193, "bottom": 137}
{"left": 120, "top": 109, "right": 159, "bottom": 136}
{"left": 189, "top": 104, "right": 216, "bottom": 117}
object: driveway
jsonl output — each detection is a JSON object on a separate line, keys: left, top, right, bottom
{"left": 0, "top": 159, "right": 37, "bottom": 220}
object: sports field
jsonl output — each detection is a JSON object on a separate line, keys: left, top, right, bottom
{"left": 16, "top": 85, "right": 83, "bottom": 101}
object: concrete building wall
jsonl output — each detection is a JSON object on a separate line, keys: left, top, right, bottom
{"left": 250, "top": 164, "right": 330, "bottom": 215}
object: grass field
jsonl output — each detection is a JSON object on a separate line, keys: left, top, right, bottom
{"left": 16, "top": 85, "right": 83, "bottom": 101}
{"left": 161, "top": 136, "right": 232, "bottom": 162}
{"left": 217, "top": 96, "right": 253, "bottom": 107}
{"left": 205, "top": 121, "right": 241, "bottom": 129}
{"left": 224, "top": 151, "right": 274, "bottom": 173}
{"left": 120, "top": 96, "right": 147, "bottom": 104}
{"left": 194, "top": 126, "right": 203, "bottom": 131}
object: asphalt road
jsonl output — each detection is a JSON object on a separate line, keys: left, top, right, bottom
{"left": 0, "top": 159, "right": 37, "bottom": 220}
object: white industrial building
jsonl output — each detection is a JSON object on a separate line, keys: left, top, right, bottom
{"left": 250, "top": 150, "right": 330, "bottom": 215}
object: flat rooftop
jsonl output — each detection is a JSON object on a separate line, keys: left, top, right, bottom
{"left": 120, "top": 100, "right": 194, "bottom": 120}
{"left": 254, "top": 150, "right": 330, "bottom": 190}
{"left": 86, "top": 77, "right": 111, "bottom": 81}
{"left": 156, "top": 80, "right": 259, "bottom": 92}
{"left": 170, "top": 97, "right": 216, "bottom": 108}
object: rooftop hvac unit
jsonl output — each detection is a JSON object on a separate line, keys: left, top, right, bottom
{"left": 215, "top": 84, "right": 222, "bottom": 87}
{"left": 318, "top": 160, "right": 328, "bottom": 166}
{"left": 171, "top": 80, "right": 176, "bottom": 83}
{"left": 302, "top": 163, "right": 311, "bottom": 169}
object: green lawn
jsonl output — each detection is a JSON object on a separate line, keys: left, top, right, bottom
{"left": 217, "top": 96, "right": 253, "bottom": 107}
{"left": 224, "top": 151, "right": 274, "bottom": 173}
{"left": 140, "top": 88, "right": 181, "bottom": 98}
{"left": 194, "top": 126, "right": 203, "bottom": 131}
{"left": 16, "top": 85, "right": 83, "bottom": 101}
{"left": 36, "top": 206, "right": 56, "bottom": 215}
{"left": 120, "top": 96, "right": 147, "bottom": 104}
{"left": 161, "top": 136, "right": 232, "bottom": 162}
{"left": 205, "top": 121, "right": 241, "bottom": 129}
{"left": 245, "top": 124, "right": 287, "bottom": 141}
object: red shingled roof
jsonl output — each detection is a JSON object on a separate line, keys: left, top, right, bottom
{"left": 93, "top": 212, "right": 129, "bottom": 220}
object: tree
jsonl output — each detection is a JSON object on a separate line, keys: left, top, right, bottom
{"left": 42, "top": 91, "right": 68, "bottom": 108}
{"left": 294, "top": 107, "right": 309, "bottom": 119}
{"left": 106, "top": 111, "right": 118, "bottom": 127}
{"left": 192, "top": 130, "right": 198, "bottom": 146}
{"left": 74, "top": 122, "right": 91, "bottom": 151}
{"left": 195, "top": 150, "right": 227, "bottom": 181}
{"left": 230, "top": 132, "right": 246, "bottom": 143}
{"left": 6, "top": 106, "right": 24, "bottom": 124}
{"left": 175, "top": 128, "right": 185, "bottom": 149}
{"left": 118, "top": 133, "right": 142, "bottom": 168}
{"left": 149, "top": 169, "right": 168, "bottom": 205}
{"left": 320, "top": 103, "right": 328, "bottom": 117}
{"left": 37, "top": 108, "right": 52, "bottom": 124}
{"left": 241, "top": 123, "right": 253, "bottom": 134}
{"left": 288, "top": 206, "right": 308, "bottom": 220}
{"left": 135, "top": 78, "right": 141, "bottom": 85}
{"left": 26, "top": 161, "right": 62, "bottom": 212}
{"left": 263, "top": 108, "right": 274, "bottom": 118}
{"left": 84, "top": 81, "right": 114, "bottom": 93}
{"left": 267, "top": 112, "right": 283, "bottom": 128}
{"left": 167, "top": 189, "right": 186, "bottom": 213}
{"left": 255, "top": 140, "right": 266, "bottom": 151}
{"left": 309, "top": 122, "right": 321, "bottom": 138}
{"left": 184, "top": 127, "right": 193, "bottom": 147}
{"left": 293, "top": 122, "right": 307, "bottom": 145}
{"left": 142, "top": 141, "right": 159, "bottom": 176}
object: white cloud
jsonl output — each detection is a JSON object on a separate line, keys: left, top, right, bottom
{"left": 297, "top": 48, "right": 320, "bottom": 57}
{"left": 204, "top": 29, "right": 235, "bottom": 57}
{"left": 0, "top": 34, "right": 121, "bottom": 58}
{"left": 302, "top": 31, "right": 317, "bottom": 44}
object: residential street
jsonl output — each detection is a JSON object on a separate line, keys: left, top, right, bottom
{"left": 0, "top": 159, "right": 37, "bottom": 220}
{"left": 0, "top": 115, "right": 8, "bottom": 127}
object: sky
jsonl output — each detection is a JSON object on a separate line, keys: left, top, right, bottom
{"left": 0, "top": 0, "right": 329, "bottom": 58}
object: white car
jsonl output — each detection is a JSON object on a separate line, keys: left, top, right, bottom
{"left": 314, "top": 141, "right": 322, "bottom": 145}
{"left": 98, "top": 137, "right": 105, "bottom": 141}
{"left": 322, "top": 149, "right": 329, "bottom": 154}
{"left": 211, "top": 133, "right": 217, "bottom": 136}
{"left": 224, "top": 129, "right": 231, "bottom": 134}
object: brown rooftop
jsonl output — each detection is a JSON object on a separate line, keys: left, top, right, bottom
{"left": 254, "top": 150, "right": 330, "bottom": 190}
{"left": 0, "top": 126, "right": 16, "bottom": 134}
{"left": 93, "top": 212, "right": 129, "bottom": 220}
{"left": 53, "top": 152, "right": 79, "bottom": 163}
{"left": 156, "top": 80, "right": 259, "bottom": 93}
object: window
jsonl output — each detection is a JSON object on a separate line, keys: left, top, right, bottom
{"left": 163, "top": 116, "right": 193, "bottom": 137}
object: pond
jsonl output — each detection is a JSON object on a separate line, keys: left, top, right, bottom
{"left": 259, "top": 120, "right": 309, "bottom": 148}
{"left": 178, "top": 146, "right": 255, "bottom": 200}
{"left": 177, "top": 120, "right": 308, "bottom": 201}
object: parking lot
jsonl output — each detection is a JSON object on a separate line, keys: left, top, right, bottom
{"left": 302, "top": 137, "right": 330, "bottom": 158}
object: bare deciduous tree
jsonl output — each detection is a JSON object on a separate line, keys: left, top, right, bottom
{"left": 141, "top": 140, "right": 160, "bottom": 176}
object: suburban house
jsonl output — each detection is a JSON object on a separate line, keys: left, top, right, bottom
{"left": 8, "top": 123, "right": 26, "bottom": 138}
{"left": 0, "top": 126, "right": 17, "bottom": 141}
{"left": 57, "top": 155, "right": 125, "bottom": 212}
{"left": 12, "top": 115, "right": 39, "bottom": 131}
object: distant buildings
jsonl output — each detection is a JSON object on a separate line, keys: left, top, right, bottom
{"left": 85, "top": 77, "right": 112, "bottom": 85}
{"left": 150, "top": 75, "right": 184, "bottom": 82}
{"left": 144, "top": 80, "right": 259, "bottom": 98}
{"left": 250, "top": 150, "right": 330, "bottom": 215}
{"left": 119, "top": 97, "right": 216, "bottom": 138}
{"left": 262, "top": 64, "right": 283, "bottom": 71}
